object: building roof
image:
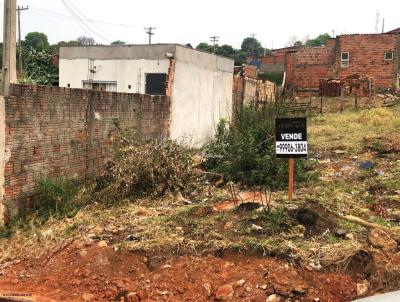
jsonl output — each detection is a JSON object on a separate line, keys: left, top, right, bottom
{"left": 386, "top": 27, "right": 400, "bottom": 34}
{"left": 59, "top": 43, "right": 234, "bottom": 62}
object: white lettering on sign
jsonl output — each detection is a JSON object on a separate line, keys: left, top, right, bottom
{"left": 276, "top": 141, "right": 308, "bottom": 155}
{"left": 280, "top": 133, "right": 303, "bottom": 140}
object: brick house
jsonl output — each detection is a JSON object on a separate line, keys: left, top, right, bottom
{"left": 335, "top": 34, "right": 399, "bottom": 91}
{"left": 255, "top": 33, "right": 400, "bottom": 94}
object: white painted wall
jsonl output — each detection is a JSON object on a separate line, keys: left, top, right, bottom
{"left": 170, "top": 46, "right": 234, "bottom": 147}
{"left": 59, "top": 45, "right": 234, "bottom": 148}
{"left": 59, "top": 58, "right": 170, "bottom": 93}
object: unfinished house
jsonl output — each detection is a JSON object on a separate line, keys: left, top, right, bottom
{"left": 252, "top": 32, "right": 400, "bottom": 95}
{"left": 59, "top": 44, "right": 234, "bottom": 147}
{"left": 335, "top": 34, "right": 400, "bottom": 92}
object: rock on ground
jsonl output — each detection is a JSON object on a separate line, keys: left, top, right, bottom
{"left": 215, "top": 284, "right": 234, "bottom": 301}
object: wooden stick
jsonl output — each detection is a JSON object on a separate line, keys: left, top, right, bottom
{"left": 340, "top": 85, "right": 344, "bottom": 113}
{"left": 320, "top": 94, "right": 323, "bottom": 114}
{"left": 288, "top": 158, "right": 294, "bottom": 200}
{"left": 355, "top": 91, "right": 358, "bottom": 111}
{"left": 343, "top": 215, "right": 388, "bottom": 230}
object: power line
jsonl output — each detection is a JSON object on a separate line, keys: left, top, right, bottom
{"left": 60, "top": 0, "right": 95, "bottom": 39}
{"left": 17, "top": 5, "right": 29, "bottom": 76}
{"left": 63, "top": 0, "right": 118, "bottom": 41}
{"left": 61, "top": 0, "right": 112, "bottom": 42}
{"left": 209, "top": 36, "right": 219, "bottom": 46}
{"left": 144, "top": 27, "right": 156, "bottom": 44}
{"left": 30, "top": 6, "right": 142, "bottom": 28}
{"left": 60, "top": 0, "right": 113, "bottom": 43}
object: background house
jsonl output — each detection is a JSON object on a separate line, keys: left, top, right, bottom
{"left": 59, "top": 44, "right": 234, "bottom": 147}
{"left": 251, "top": 32, "right": 400, "bottom": 95}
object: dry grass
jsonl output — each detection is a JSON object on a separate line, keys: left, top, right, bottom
{"left": 293, "top": 235, "right": 363, "bottom": 271}
{"left": 309, "top": 106, "right": 400, "bottom": 154}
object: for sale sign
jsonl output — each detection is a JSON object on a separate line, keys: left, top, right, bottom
{"left": 275, "top": 118, "right": 308, "bottom": 158}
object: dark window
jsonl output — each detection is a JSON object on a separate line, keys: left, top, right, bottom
{"left": 341, "top": 52, "right": 349, "bottom": 68}
{"left": 145, "top": 73, "right": 167, "bottom": 95}
{"left": 384, "top": 51, "right": 394, "bottom": 60}
{"left": 128, "top": 84, "right": 132, "bottom": 89}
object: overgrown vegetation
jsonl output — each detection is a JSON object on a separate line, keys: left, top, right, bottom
{"left": 94, "top": 137, "right": 195, "bottom": 203}
{"left": 20, "top": 48, "right": 59, "bottom": 85}
{"left": 32, "top": 176, "right": 80, "bottom": 223}
{"left": 204, "top": 105, "right": 306, "bottom": 188}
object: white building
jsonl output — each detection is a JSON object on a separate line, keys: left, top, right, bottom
{"left": 59, "top": 44, "right": 234, "bottom": 147}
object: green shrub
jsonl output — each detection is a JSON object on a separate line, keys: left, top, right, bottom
{"left": 33, "top": 176, "right": 79, "bottom": 222}
{"left": 204, "top": 105, "right": 305, "bottom": 189}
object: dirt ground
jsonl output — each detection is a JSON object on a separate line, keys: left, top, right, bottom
{"left": 0, "top": 243, "right": 357, "bottom": 302}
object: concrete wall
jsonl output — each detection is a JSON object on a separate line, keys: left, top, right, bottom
{"left": 59, "top": 58, "right": 170, "bottom": 93}
{"left": 0, "top": 84, "right": 170, "bottom": 224}
{"left": 170, "top": 45, "right": 233, "bottom": 147}
{"left": 59, "top": 44, "right": 178, "bottom": 93}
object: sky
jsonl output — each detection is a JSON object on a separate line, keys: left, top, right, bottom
{"left": 0, "top": 0, "right": 399, "bottom": 49}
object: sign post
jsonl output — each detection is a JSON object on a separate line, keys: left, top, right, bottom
{"left": 275, "top": 118, "right": 308, "bottom": 200}
{"left": 288, "top": 158, "right": 294, "bottom": 200}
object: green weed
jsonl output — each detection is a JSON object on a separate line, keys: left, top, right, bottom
{"left": 33, "top": 176, "right": 80, "bottom": 224}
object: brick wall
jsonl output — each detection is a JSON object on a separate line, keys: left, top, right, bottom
{"left": 261, "top": 53, "right": 286, "bottom": 65}
{"left": 2, "top": 84, "right": 170, "bottom": 220}
{"left": 286, "top": 46, "right": 335, "bottom": 92}
{"left": 337, "top": 34, "right": 398, "bottom": 89}
{"left": 260, "top": 53, "right": 286, "bottom": 73}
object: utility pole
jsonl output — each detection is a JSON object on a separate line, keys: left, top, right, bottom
{"left": 375, "top": 11, "right": 380, "bottom": 34}
{"left": 17, "top": 5, "right": 29, "bottom": 77}
{"left": 2, "top": 0, "right": 17, "bottom": 96}
{"left": 144, "top": 27, "right": 156, "bottom": 44}
{"left": 209, "top": 36, "right": 219, "bottom": 46}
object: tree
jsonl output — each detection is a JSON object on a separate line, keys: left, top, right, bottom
{"left": 22, "top": 48, "right": 58, "bottom": 85}
{"left": 77, "top": 36, "right": 96, "bottom": 46}
{"left": 241, "top": 37, "right": 264, "bottom": 57}
{"left": 294, "top": 41, "right": 303, "bottom": 46}
{"left": 305, "top": 33, "right": 331, "bottom": 46}
{"left": 24, "top": 32, "right": 49, "bottom": 51}
{"left": 58, "top": 40, "right": 81, "bottom": 47}
{"left": 196, "top": 42, "right": 215, "bottom": 53}
{"left": 111, "top": 40, "right": 126, "bottom": 45}
{"left": 214, "top": 44, "right": 236, "bottom": 58}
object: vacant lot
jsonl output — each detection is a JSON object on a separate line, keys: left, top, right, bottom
{"left": 1, "top": 105, "right": 400, "bottom": 302}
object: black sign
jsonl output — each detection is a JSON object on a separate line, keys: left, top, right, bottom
{"left": 275, "top": 118, "right": 308, "bottom": 158}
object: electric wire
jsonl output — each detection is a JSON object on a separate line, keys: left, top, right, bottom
{"left": 60, "top": 0, "right": 112, "bottom": 43}
{"left": 63, "top": 0, "right": 119, "bottom": 41}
